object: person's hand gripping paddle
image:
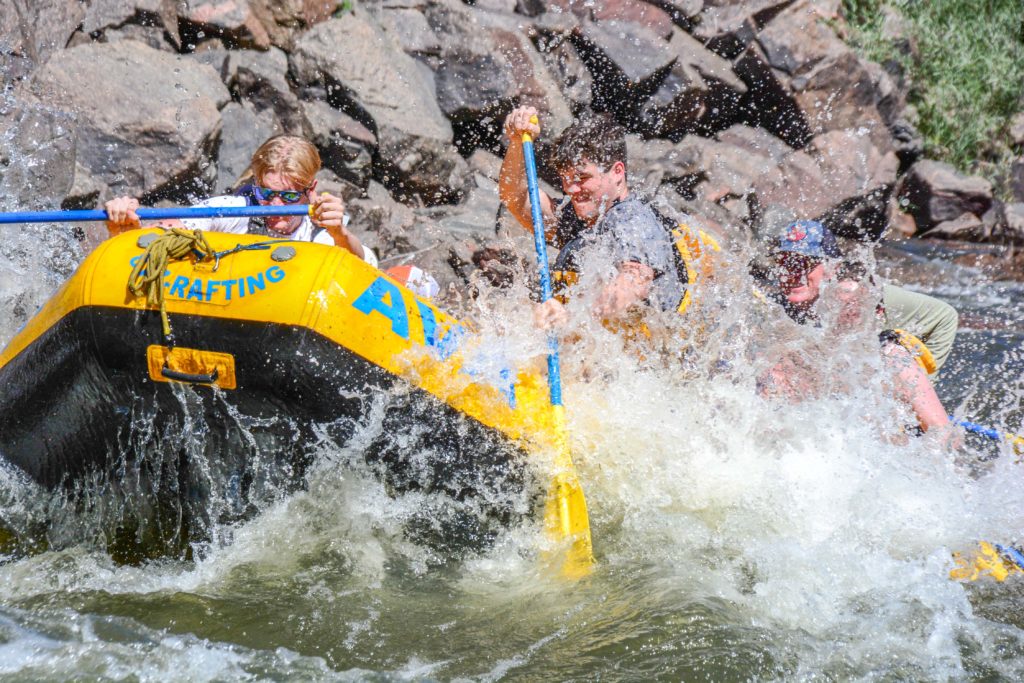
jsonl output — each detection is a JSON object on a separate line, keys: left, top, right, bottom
{"left": 521, "top": 115, "right": 594, "bottom": 578}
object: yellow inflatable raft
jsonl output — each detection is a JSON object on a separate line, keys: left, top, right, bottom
{"left": 0, "top": 230, "right": 581, "bottom": 558}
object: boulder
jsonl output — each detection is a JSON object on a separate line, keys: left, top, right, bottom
{"left": 756, "top": 3, "right": 847, "bottom": 75}
{"left": 638, "top": 0, "right": 704, "bottom": 29}
{"left": 638, "top": 28, "right": 747, "bottom": 139}
{"left": 1008, "top": 113, "right": 1024, "bottom": 148}
{"left": 313, "top": 168, "right": 364, "bottom": 205}
{"left": 534, "top": 32, "right": 594, "bottom": 110}
{"left": 487, "top": 22, "right": 575, "bottom": 133}
{"left": 889, "top": 115, "right": 924, "bottom": 170}
{"left": 570, "top": 20, "right": 676, "bottom": 119}
{"left": 29, "top": 40, "right": 230, "bottom": 202}
{"left": 79, "top": 0, "right": 181, "bottom": 50}
{"left": 417, "top": 173, "right": 510, "bottom": 290}
{"left": 692, "top": 0, "right": 796, "bottom": 59}
{"left": 2, "top": 0, "right": 87, "bottom": 71}
{"left": 626, "top": 136, "right": 688, "bottom": 195}
{"left": 1003, "top": 203, "right": 1024, "bottom": 245}
{"left": 187, "top": 48, "right": 237, "bottom": 85}
{"left": 229, "top": 48, "right": 307, "bottom": 134}
{"left": 886, "top": 195, "right": 915, "bottom": 238}
{"left": 467, "top": 149, "right": 503, "bottom": 182}
{"left": 214, "top": 102, "right": 282, "bottom": 193}
{"left": 302, "top": 100, "right": 376, "bottom": 188}
{"left": 64, "top": 162, "right": 111, "bottom": 211}
{"left": 347, "top": 181, "right": 423, "bottom": 262}
{"left": 878, "top": 4, "right": 917, "bottom": 59}
{"left": 897, "top": 159, "right": 993, "bottom": 232}
{"left": 428, "top": 6, "right": 526, "bottom": 152}
{"left": 755, "top": 7, "right": 893, "bottom": 152}
{"left": 378, "top": 8, "right": 443, "bottom": 55}
{"left": 429, "top": 174, "right": 504, "bottom": 241}
{"left": 591, "top": 0, "right": 677, "bottom": 39}
{"left": 716, "top": 124, "right": 792, "bottom": 163}
{"left": 1012, "top": 157, "right": 1024, "bottom": 202}
{"left": 473, "top": 0, "right": 518, "bottom": 13}
{"left": 923, "top": 212, "right": 986, "bottom": 242}
{"left": 861, "top": 58, "right": 905, "bottom": 127}
{"left": 678, "top": 136, "right": 771, "bottom": 203}
{"left": 291, "top": 12, "right": 470, "bottom": 204}
{"left": 248, "top": 0, "right": 341, "bottom": 51}
{"left": 178, "top": 0, "right": 271, "bottom": 50}
{"left": 752, "top": 149, "right": 832, "bottom": 219}
{"left": 0, "top": 99, "right": 77, "bottom": 210}
{"left": 790, "top": 51, "right": 894, "bottom": 153}
{"left": 732, "top": 41, "right": 811, "bottom": 147}
{"left": 515, "top": 0, "right": 547, "bottom": 17}
{"left": 807, "top": 129, "right": 899, "bottom": 238}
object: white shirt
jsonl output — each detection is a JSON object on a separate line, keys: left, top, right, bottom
{"left": 180, "top": 195, "right": 378, "bottom": 266}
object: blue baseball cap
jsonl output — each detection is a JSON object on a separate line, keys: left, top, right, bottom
{"left": 776, "top": 220, "right": 841, "bottom": 259}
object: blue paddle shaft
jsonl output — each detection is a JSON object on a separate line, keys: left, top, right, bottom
{"left": 521, "top": 137, "right": 563, "bottom": 408}
{"left": 953, "top": 419, "right": 1005, "bottom": 441}
{"left": 0, "top": 205, "right": 311, "bottom": 224}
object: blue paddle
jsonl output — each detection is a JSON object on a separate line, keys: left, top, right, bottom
{"left": 952, "top": 418, "right": 1024, "bottom": 454}
{"left": 0, "top": 205, "right": 312, "bottom": 224}
{"left": 521, "top": 117, "right": 593, "bottom": 577}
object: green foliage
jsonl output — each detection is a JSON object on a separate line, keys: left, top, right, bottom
{"left": 843, "top": 0, "right": 1024, "bottom": 186}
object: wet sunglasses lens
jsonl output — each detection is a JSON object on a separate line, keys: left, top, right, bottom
{"left": 256, "top": 187, "right": 304, "bottom": 203}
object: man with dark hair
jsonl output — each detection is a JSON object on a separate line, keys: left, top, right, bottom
{"left": 498, "top": 106, "right": 689, "bottom": 330}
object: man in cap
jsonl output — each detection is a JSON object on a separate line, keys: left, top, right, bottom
{"left": 773, "top": 220, "right": 959, "bottom": 377}
{"left": 767, "top": 220, "right": 957, "bottom": 433}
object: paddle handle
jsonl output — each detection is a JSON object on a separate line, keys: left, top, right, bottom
{"left": 522, "top": 121, "right": 563, "bottom": 408}
{"left": 0, "top": 205, "right": 313, "bottom": 225}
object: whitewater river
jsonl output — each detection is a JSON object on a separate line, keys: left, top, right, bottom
{"left": 0, "top": 213, "right": 1021, "bottom": 681}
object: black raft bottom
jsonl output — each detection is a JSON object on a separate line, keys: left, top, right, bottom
{"left": 0, "top": 306, "right": 539, "bottom": 561}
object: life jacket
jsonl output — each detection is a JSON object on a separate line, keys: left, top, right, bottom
{"left": 663, "top": 218, "right": 721, "bottom": 315}
{"left": 549, "top": 201, "right": 721, "bottom": 316}
{"left": 878, "top": 329, "right": 937, "bottom": 374}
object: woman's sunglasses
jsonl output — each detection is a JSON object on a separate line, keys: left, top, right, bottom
{"left": 774, "top": 252, "right": 821, "bottom": 287}
{"left": 254, "top": 185, "right": 312, "bottom": 204}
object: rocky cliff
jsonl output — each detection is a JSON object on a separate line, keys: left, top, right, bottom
{"left": 2, "top": 0, "right": 1020, "bottom": 290}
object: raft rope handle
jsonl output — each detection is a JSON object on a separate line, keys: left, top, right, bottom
{"left": 127, "top": 228, "right": 215, "bottom": 338}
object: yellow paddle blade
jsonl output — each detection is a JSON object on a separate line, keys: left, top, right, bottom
{"left": 542, "top": 405, "right": 594, "bottom": 579}
{"left": 950, "top": 541, "right": 1024, "bottom": 582}
{"left": 1009, "top": 433, "right": 1024, "bottom": 458}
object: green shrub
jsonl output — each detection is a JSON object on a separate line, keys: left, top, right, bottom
{"left": 842, "top": 0, "right": 1024, "bottom": 191}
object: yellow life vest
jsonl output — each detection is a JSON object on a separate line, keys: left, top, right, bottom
{"left": 551, "top": 221, "right": 722, "bottom": 315}
{"left": 889, "top": 329, "right": 937, "bottom": 375}
{"left": 670, "top": 222, "right": 722, "bottom": 315}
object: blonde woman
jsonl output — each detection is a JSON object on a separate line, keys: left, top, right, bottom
{"left": 103, "top": 135, "right": 376, "bottom": 265}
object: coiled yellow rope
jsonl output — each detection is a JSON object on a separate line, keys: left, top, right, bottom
{"left": 127, "top": 228, "right": 214, "bottom": 337}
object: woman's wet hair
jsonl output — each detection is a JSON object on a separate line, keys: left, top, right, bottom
{"left": 550, "top": 113, "right": 627, "bottom": 173}
{"left": 237, "top": 135, "right": 321, "bottom": 189}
